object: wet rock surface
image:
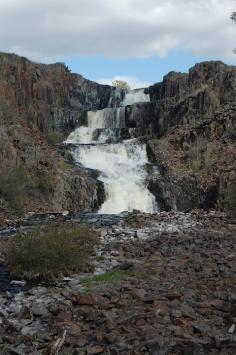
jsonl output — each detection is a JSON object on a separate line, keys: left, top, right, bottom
{"left": 0, "top": 211, "right": 235, "bottom": 354}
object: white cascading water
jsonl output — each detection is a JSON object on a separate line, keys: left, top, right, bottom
{"left": 121, "top": 89, "right": 150, "bottom": 106}
{"left": 66, "top": 89, "right": 158, "bottom": 214}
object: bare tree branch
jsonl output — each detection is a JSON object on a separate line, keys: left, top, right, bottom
{"left": 231, "top": 12, "right": 236, "bottom": 53}
{"left": 231, "top": 12, "right": 236, "bottom": 22}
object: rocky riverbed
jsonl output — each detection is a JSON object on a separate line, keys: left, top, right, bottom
{"left": 0, "top": 211, "right": 235, "bottom": 354}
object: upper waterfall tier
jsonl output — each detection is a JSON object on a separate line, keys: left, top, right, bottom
{"left": 107, "top": 88, "right": 150, "bottom": 108}
{"left": 66, "top": 107, "right": 127, "bottom": 144}
{"left": 120, "top": 89, "right": 150, "bottom": 107}
{"left": 66, "top": 88, "right": 150, "bottom": 144}
{"left": 88, "top": 107, "right": 126, "bottom": 128}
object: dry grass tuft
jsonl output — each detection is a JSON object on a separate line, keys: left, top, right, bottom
{"left": 6, "top": 223, "right": 98, "bottom": 280}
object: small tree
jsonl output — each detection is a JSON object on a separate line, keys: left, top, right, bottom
{"left": 231, "top": 12, "right": 236, "bottom": 53}
{"left": 112, "top": 80, "right": 131, "bottom": 92}
{"left": 231, "top": 12, "right": 236, "bottom": 22}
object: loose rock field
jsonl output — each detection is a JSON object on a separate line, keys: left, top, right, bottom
{"left": 0, "top": 211, "right": 235, "bottom": 354}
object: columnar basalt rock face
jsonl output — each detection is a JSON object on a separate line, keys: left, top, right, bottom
{"left": 123, "top": 62, "right": 236, "bottom": 213}
{"left": 0, "top": 52, "right": 115, "bottom": 218}
{"left": 127, "top": 61, "right": 236, "bottom": 137}
{"left": 0, "top": 52, "right": 118, "bottom": 136}
{"left": 146, "top": 102, "right": 236, "bottom": 213}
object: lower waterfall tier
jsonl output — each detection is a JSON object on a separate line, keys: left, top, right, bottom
{"left": 72, "top": 141, "right": 158, "bottom": 214}
{"left": 65, "top": 91, "right": 157, "bottom": 214}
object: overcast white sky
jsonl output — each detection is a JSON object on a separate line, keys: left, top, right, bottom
{"left": 0, "top": 0, "right": 235, "bottom": 86}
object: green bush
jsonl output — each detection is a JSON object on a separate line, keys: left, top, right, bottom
{"left": 36, "top": 171, "right": 54, "bottom": 194}
{"left": 225, "top": 185, "right": 236, "bottom": 217}
{"left": 0, "top": 165, "right": 31, "bottom": 215}
{"left": 0, "top": 97, "right": 13, "bottom": 123}
{"left": 187, "top": 139, "right": 217, "bottom": 173}
{"left": 5, "top": 224, "right": 98, "bottom": 280}
{"left": 46, "top": 131, "right": 64, "bottom": 145}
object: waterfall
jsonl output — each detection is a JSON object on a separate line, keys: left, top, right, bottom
{"left": 66, "top": 88, "right": 158, "bottom": 214}
{"left": 88, "top": 107, "right": 126, "bottom": 129}
{"left": 121, "top": 89, "right": 150, "bottom": 106}
{"left": 66, "top": 107, "right": 126, "bottom": 145}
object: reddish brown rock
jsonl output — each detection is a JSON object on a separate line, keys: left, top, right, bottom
{"left": 73, "top": 294, "right": 96, "bottom": 306}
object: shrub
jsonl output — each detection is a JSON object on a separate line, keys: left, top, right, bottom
{"left": 0, "top": 165, "right": 31, "bottom": 215}
{"left": 46, "top": 131, "right": 64, "bottom": 145}
{"left": 187, "top": 139, "right": 218, "bottom": 173}
{"left": 225, "top": 185, "right": 236, "bottom": 217}
{"left": 5, "top": 224, "right": 98, "bottom": 280}
{"left": 112, "top": 80, "right": 131, "bottom": 92}
{"left": 0, "top": 97, "right": 13, "bottom": 123}
{"left": 59, "top": 159, "right": 71, "bottom": 171}
{"left": 36, "top": 171, "right": 54, "bottom": 194}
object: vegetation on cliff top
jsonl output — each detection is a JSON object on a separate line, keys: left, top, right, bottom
{"left": 231, "top": 11, "right": 236, "bottom": 54}
{"left": 112, "top": 80, "right": 130, "bottom": 92}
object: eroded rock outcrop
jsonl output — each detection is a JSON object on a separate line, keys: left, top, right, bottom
{"left": 127, "top": 61, "right": 236, "bottom": 137}
{"left": 128, "top": 61, "right": 236, "bottom": 213}
{"left": 0, "top": 52, "right": 115, "bottom": 219}
{"left": 0, "top": 52, "right": 120, "bottom": 136}
{"left": 146, "top": 101, "right": 236, "bottom": 212}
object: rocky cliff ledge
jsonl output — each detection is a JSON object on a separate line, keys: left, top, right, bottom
{"left": 127, "top": 61, "right": 236, "bottom": 137}
{"left": 125, "top": 61, "right": 236, "bottom": 214}
{"left": 0, "top": 52, "right": 119, "bottom": 136}
{"left": 0, "top": 52, "right": 115, "bottom": 221}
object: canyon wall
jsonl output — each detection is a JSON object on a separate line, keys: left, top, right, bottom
{"left": 126, "top": 61, "right": 236, "bottom": 136}
{"left": 126, "top": 61, "right": 236, "bottom": 213}
{"left": 0, "top": 52, "right": 120, "bottom": 136}
{"left": 0, "top": 52, "right": 113, "bottom": 220}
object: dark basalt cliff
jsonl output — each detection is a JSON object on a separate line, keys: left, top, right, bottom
{"left": 127, "top": 61, "right": 236, "bottom": 213}
{"left": 127, "top": 61, "right": 236, "bottom": 137}
{"left": 0, "top": 52, "right": 119, "bottom": 136}
{"left": 0, "top": 52, "right": 114, "bottom": 220}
